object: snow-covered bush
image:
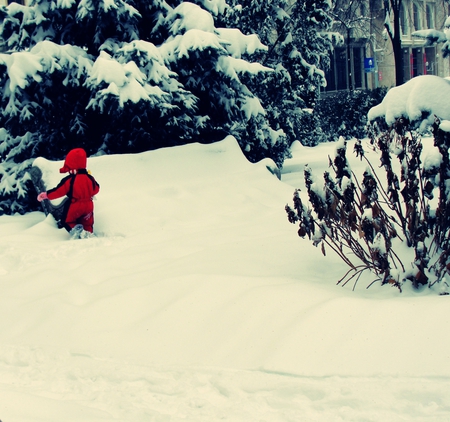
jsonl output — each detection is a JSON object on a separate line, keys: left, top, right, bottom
{"left": 0, "top": 0, "right": 290, "bottom": 214}
{"left": 286, "top": 76, "right": 450, "bottom": 293}
{"left": 368, "top": 75, "right": 450, "bottom": 131}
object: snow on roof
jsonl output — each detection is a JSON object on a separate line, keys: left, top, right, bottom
{"left": 368, "top": 75, "right": 450, "bottom": 131}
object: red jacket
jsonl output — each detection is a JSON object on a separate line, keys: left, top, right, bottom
{"left": 47, "top": 170, "right": 100, "bottom": 203}
{"left": 47, "top": 148, "right": 100, "bottom": 232}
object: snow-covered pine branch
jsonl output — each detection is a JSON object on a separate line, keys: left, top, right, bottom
{"left": 0, "top": 0, "right": 295, "bottom": 214}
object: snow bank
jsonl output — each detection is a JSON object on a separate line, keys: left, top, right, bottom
{"left": 2, "top": 137, "right": 450, "bottom": 420}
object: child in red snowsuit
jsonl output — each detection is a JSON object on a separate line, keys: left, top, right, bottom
{"left": 37, "top": 148, "right": 100, "bottom": 234}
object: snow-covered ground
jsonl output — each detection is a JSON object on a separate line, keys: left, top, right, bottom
{"left": 1, "top": 136, "right": 450, "bottom": 421}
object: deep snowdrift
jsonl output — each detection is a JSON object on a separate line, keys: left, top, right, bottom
{"left": 1, "top": 136, "right": 450, "bottom": 421}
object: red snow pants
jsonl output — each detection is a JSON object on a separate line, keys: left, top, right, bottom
{"left": 65, "top": 199, "right": 95, "bottom": 233}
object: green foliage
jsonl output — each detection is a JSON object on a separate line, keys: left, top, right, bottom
{"left": 315, "top": 88, "right": 389, "bottom": 142}
{"left": 221, "top": 0, "right": 337, "bottom": 149}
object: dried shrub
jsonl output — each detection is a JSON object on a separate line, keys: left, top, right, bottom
{"left": 286, "top": 118, "right": 450, "bottom": 293}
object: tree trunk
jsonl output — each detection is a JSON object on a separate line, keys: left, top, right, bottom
{"left": 347, "top": 27, "right": 353, "bottom": 90}
{"left": 385, "top": 0, "right": 404, "bottom": 86}
{"left": 392, "top": 1, "right": 404, "bottom": 85}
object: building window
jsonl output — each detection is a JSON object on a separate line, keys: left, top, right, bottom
{"left": 358, "top": 2, "right": 366, "bottom": 17}
{"left": 324, "top": 55, "right": 336, "bottom": 91}
{"left": 324, "top": 46, "right": 365, "bottom": 92}
{"left": 400, "top": 3, "right": 409, "bottom": 35}
{"left": 411, "top": 48, "right": 425, "bottom": 77}
{"left": 425, "top": 47, "right": 436, "bottom": 74}
{"left": 413, "top": 3, "right": 422, "bottom": 30}
{"left": 426, "top": 4, "right": 435, "bottom": 29}
{"left": 336, "top": 48, "right": 348, "bottom": 90}
{"left": 353, "top": 48, "right": 363, "bottom": 89}
{"left": 403, "top": 49, "right": 411, "bottom": 82}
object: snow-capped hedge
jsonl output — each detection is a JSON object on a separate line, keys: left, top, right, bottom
{"left": 368, "top": 75, "right": 450, "bottom": 131}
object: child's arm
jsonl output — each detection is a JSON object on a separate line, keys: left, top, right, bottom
{"left": 46, "top": 175, "right": 72, "bottom": 200}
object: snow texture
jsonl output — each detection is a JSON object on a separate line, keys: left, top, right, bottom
{"left": 0, "top": 41, "right": 92, "bottom": 94}
{"left": 88, "top": 51, "right": 161, "bottom": 106}
{"left": 2, "top": 136, "right": 450, "bottom": 421}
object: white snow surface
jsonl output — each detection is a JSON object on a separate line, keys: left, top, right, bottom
{"left": 368, "top": 75, "right": 450, "bottom": 130}
{"left": 1, "top": 136, "right": 450, "bottom": 421}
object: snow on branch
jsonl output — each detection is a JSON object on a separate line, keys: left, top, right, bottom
{"left": 412, "top": 29, "right": 447, "bottom": 46}
{"left": 117, "top": 40, "right": 178, "bottom": 85}
{"left": 77, "top": 0, "right": 140, "bottom": 20}
{"left": 30, "top": 41, "right": 92, "bottom": 78}
{"left": 56, "top": 0, "right": 76, "bottom": 8}
{"left": 90, "top": 51, "right": 130, "bottom": 87}
{"left": 196, "top": 0, "right": 227, "bottom": 16}
{"left": 241, "top": 96, "right": 265, "bottom": 120}
{"left": 216, "top": 28, "right": 268, "bottom": 59}
{"left": 0, "top": 40, "right": 93, "bottom": 95}
{"left": 0, "top": 51, "right": 43, "bottom": 92}
{"left": 162, "top": 29, "right": 227, "bottom": 60}
{"left": 167, "top": 3, "right": 215, "bottom": 35}
{"left": 217, "top": 56, "right": 272, "bottom": 81}
{"left": 87, "top": 51, "right": 170, "bottom": 108}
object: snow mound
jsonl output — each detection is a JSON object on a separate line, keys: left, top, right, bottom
{"left": 2, "top": 137, "right": 450, "bottom": 420}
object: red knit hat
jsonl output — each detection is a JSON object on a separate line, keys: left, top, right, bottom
{"left": 59, "top": 148, "right": 87, "bottom": 173}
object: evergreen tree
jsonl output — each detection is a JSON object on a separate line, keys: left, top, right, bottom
{"left": 0, "top": 0, "right": 288, "bottom": 214}
{"left": 220, "top": 0, "right": 338, "bottom": 147}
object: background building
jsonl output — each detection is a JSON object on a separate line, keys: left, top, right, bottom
{"left": 325, "top": 0, "right": 450, "bottom": 91}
